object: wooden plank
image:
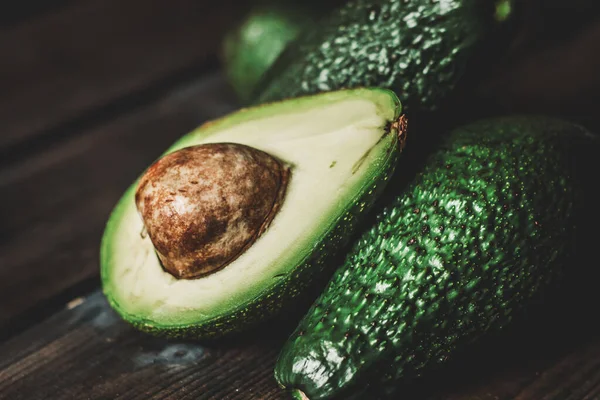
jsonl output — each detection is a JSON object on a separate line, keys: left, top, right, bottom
{"left": 1, "top": 289, "right": 600, "bottom": 399}
{"left": 0, "top": 0, "right": 248, "bottom": 152}
{"left": 0, "top": 71, "right": 238, "bottom": 326}
{"left": 0, "top": 291, "right": 286, "bottom": 400}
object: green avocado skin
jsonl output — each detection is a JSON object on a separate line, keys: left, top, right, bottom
{"left": 275, "top": 116, "right": 598, "bottom": 399}
{"left": 221, "top": 0, "right": 346, "bottom": 103}
{"left": 221, "top": 4, "right": 311, "bottom": 103}
{"left": 253, "top": 0, "right": 511, "bottom": 112}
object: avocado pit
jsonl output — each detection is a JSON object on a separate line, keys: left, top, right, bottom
{"left": 135, "top": 143, "right": 290, "bottom": 279}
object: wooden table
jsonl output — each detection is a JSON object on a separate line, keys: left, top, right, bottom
{"left": 2, "top": 2, "right": 600, "bottom": 399}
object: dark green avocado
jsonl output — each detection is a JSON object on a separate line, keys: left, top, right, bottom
{"left": 274, "top": 116, "right": 599, "bottom": 399}
{"left": 221, "top": 3, "right": 315, "bottom": 103}
{"left": 253, "top": 0, "right": 514, "bottom": 112}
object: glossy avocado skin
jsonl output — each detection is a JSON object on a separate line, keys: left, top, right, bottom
{"left": 275, "top": 116, "right": 598, "bottom": 399}
{"left": 222, "top": 0, "right": 345, "bottom": 103}
{"left": 221, "top": 4, "right": 311, "bottom": 103}
{"left": 254, "top": 0, "right": 511, "bottom": 112}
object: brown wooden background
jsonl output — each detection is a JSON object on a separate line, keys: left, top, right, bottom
{"left": 1, "top": 1, "right": 600, "bottom": 399}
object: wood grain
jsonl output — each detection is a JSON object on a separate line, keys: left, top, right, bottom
{"left": 1, "top": 290, "right": 600, "bottom": 400}
{"left": 0, "top": 72, "right": 238, "bottom": 327}
{"left": 0, "top": 292, "right": 286, "bottom": 400}
{"left": 0, "top": 0, "right": 248, "bottom": 153}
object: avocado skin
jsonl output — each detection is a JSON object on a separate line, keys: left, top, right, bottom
{"left": 253, "top": 0, "right": 512, "bottom": 112}
{"left": 221, "top": 0, "right": 347, "bottom": 103}
{"left": 221, "top": 3, "right": 312, "bottom": 103}
{"left": 275, "top": 116, "right": 598, "bottom": 399}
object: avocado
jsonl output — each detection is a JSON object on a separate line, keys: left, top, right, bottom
{"left": 221, "top": 2, "right": 312, "bottom": 103}
{"left": 221, "top": 0, "right": 351, "bottom": 103}
{"left": 252, "top": 0, "right": 515, "bottom": 113}
{"left": 274, "top": 116, "right": 598, "bottom": 399}
{"left": 100, "top": 88, "right": 406, "bottom": 339}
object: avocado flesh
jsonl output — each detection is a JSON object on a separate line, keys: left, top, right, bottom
{"left": 275, "top": 116, "right": 597, "bottom": 399}
{"left": 101, "top": 88, "right": 403, "bottom": 337}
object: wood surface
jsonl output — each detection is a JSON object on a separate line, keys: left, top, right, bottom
{"left": 0, "top": 0, "right": 248, "bottom": 156}
{"left": 0, "top": 292, "right": 285, "bottom": 400}
{"left": 0, "top": 72, "right": 237, "bottom": 332}
{"left": 1, "top": 290, "right": 600, "bottom": 399}
{"left": 1, "top": 1, "right": 600, "bottom": 399}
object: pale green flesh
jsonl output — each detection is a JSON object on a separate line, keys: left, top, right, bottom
{"left": 101, "top": 88, "right": 400, "bottom": 328}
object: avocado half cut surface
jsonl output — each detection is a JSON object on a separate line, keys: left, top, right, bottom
{"left": 100, "top": 88, "right": 406, "bottom": 339}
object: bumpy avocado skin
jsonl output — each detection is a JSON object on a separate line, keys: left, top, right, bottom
{"left": 275, "top": 116, "right": 598, "bottom": 399}
{"left": 254, "top": 0, "right": 512, "bottom": 112}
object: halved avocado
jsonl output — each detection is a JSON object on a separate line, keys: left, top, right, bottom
{"left": 100, "top": 88, "right": 406, "bottom": 339}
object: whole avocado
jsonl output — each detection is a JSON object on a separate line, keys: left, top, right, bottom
{"left": 221, "top": 2, "right": 318, "bottom": 103}
{"left": 274, "top": 116, "right": 599, "bottom": 399}
{"left": 253, "top": 0, "right": 514, "bottom": 112}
